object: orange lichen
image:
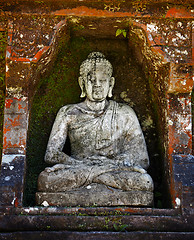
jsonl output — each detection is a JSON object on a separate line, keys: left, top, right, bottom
{"left": 5, "top": 99, "right": 13, "bottom": 108}
{"left": 166, "top": 7, "right": 193, "bottom": 18}
{"left": 7, "top": 115, "right": 21, "bottom": 127}
{"left": 53, "top": 6, "right": 147, "bottom": 17}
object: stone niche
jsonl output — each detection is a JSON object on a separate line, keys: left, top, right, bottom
{"left": 26, "top": 24, "right": 165, "bottom": 208}
{"left": 0, "top": 0, "right": 193, "bottom": 238}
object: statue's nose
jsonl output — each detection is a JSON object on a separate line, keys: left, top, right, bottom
{"left": 94, "top": 78, "right": 101, "bottom": 87}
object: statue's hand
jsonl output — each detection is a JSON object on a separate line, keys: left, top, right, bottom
{"left": 123, "top": 160, "right": 132, "bottom": 167}
{"left": 87, "top": 155, "right": 108, "bottom": 160}
{"left": 123, "top": 160, "right": 147, "bottom": 174}
{"left": 45, "top": 164, "right": 70, "bottom": 173}
{"left": 133, "top": 165, "right": 147, "bottom": 174}
{"left": 86, "top": 155, "right": 106, "bottom": 165}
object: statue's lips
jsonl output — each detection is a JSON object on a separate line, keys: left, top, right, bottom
{"left": 93, "top": 88, "right": 103, "bottom": 94}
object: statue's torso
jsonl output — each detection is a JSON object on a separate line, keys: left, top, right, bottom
{"left": 63, "top": 101, "right": 135, "bottom": 160}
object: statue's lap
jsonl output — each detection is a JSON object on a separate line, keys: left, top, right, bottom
{"left": 36, "top": 164, "right": 153, "bottom": 207}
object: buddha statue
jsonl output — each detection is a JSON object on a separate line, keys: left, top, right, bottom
{"left": 36, "top": 52, "right": 153, "bottom": 207}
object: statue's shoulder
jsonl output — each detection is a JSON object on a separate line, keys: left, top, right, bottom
{"left": 112, "top": 101, "right": 137, "bottom": 117}
{"left": 56, "top": 104, "right": 79, "bottom": 116}
{"left": 111, "top": 101, "right": 139, "bottom": 126}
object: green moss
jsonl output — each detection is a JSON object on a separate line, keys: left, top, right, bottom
{"left": 0, "top": 31, "right": 6, "bottom": 159}
{"left": 24, "top": 36, "right": 92, "bottom": 206}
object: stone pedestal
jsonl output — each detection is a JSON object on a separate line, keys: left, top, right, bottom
{"left": 36, "top": 183, "right": 153, "bottom": 207}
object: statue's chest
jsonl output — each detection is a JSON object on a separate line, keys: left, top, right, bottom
{"left": 67, "top": 114, "right": 123, "bottom": 157}
{"left": 68, "top": 115, "right": 106, "bottom": 145}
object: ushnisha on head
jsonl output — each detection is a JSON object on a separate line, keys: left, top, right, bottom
{"left": 78, "top": 52, "right": 115, "bottom": 101}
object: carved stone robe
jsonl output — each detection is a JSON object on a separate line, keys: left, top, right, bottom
{"left": 38, "top": 100, "right": 153, "bottom": 193}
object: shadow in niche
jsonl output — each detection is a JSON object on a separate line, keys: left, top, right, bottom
{"left": 24, "top": 35, "right": 168, "bottom": 208}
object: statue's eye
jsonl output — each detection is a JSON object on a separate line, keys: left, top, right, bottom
{"left": 90, "top": 77, "right": 96, "bottom": 83}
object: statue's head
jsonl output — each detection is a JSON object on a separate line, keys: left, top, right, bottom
{"left": 79, "top": 52, "right": 115, "bottom": 102}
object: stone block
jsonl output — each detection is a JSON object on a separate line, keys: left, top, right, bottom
{"left": 4, "top": 98, "right": 28, "bottom": 115}
{"left": 172, "top": 155, "right": 194, "bottom": 210}
{"left": 168, "top": 63, "right": 193, "bottom": 93}
{"left": 163, "top": 47, "right": 192, "bottom": 63}
{"left": 0, "top": 155, "right": 26, "bottom": 206}
{"left": 3, "top": 98, "right": 28, "bottom": 154}
{"left": 173, "top": 155, "right": 194, "bottom": 186}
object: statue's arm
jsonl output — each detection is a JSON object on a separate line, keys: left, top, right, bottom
{"left": 44, "top": 106, "right": 75, "bottom": 165}
{"left": 120, "top": 106, "right": 149, "bottom": 170}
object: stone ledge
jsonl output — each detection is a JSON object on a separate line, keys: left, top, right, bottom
{"left": 0, "top": 206, "right": 180, "bottom": 216}
{"left": 0, "top": 231, "right": 194, "bottom": 240}
{"left": 0, "top": 214, "right": 193, "bottom": 232}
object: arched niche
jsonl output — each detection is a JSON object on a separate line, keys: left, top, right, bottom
{"left": 24, "top": 18, "right": 171, "bottom": 208}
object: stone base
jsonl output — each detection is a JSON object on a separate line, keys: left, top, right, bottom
{"left": 36, "top": 183, "right": 153, "bottom": 207}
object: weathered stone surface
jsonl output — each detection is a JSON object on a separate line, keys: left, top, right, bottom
{"left": 168, "top": 94, "right": 192, "bottom": 156}
{"left": 0, "top": 155, "right": 26, "bottom": 207}
{"left": 0, "top": 213, "right": 193, "bottom": 232}
{"left": 172, "top": 155, "right": 194, "bottom": 211}
{"left": 3, "top": 98, "right": 28, "bottom": 155}
{"left": 36, "top": 183, "right": 153, "bottom": 207}
{"left": 0, "top": 206, "right": 179, "bottom": 216}
{"left": 173, "top": 155, "right": 194, "bottom": 187}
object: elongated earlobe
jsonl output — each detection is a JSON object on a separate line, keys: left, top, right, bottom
{"left": 108, "top": 77, "right": 115, "bottom": 98}
{"left": 108, "top": 89, "right": 113, "bottom": 98}
{"left": 80, "top": 91, "right": 86, "bottom": 98}
{"left": 78, "top": 77, "right": 86, "bottom": 98}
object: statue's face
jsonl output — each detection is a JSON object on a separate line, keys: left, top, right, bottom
{"left": 85, "top": 64, "right": 111, "bottom": 102}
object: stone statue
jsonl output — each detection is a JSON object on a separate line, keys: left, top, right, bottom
{"left": 36, "top": 52, "right": 154, "bottom": 207}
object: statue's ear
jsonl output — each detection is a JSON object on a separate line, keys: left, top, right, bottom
{"left": 78, "top": 77, "right": 86, "bottom": 98}
{"left": 108, "top": 77, "right": 115, "bottom": 98}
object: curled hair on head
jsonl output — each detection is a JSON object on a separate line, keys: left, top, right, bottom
{"left": 79, "top": 52, "right": 113, "bottom": 82}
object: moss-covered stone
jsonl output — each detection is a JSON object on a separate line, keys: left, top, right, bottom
{"left": 24, "top": 36, "right": 91, "bottom": 205}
